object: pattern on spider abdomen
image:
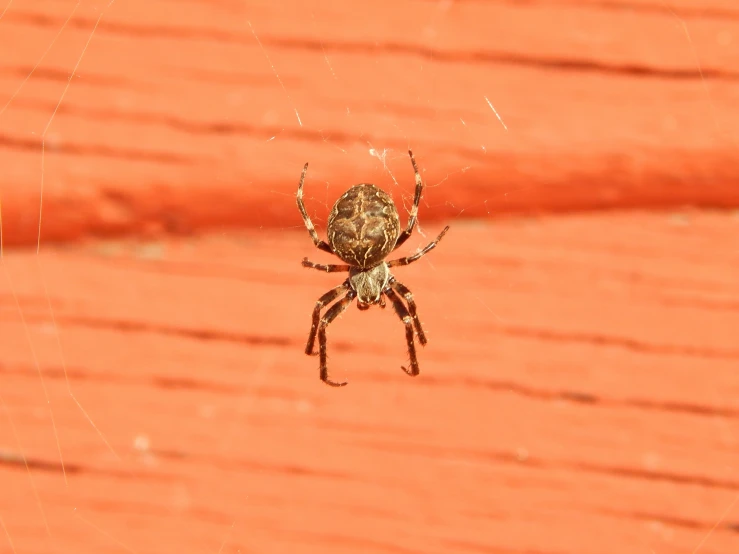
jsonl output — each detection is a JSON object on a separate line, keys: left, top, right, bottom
{"left": 327, "top": 184, "right": 401, "bottom": 268}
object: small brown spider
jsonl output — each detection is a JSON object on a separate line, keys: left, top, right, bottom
{"left": 297, "top": 149, "right": 449, "bottom": 387}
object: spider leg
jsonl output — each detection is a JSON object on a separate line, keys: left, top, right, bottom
{"left": 306, "top": 282, "right": 350, "bottom": 356}
{"left": 385, "top": 288, "right": 420, "bottom": 377}
{"left": 388, "top": 225, "right": 450, "bottom": 268}
{"left": 296, "top": 162, "right": 333, "bottom": 254}
{"left": 388, "top": 279, "right": 427, "bottom": 345}
{"left": 318, "top": 290, "right": 357, "bottom": 387}
{"left": 393, "top": 149, "right": 424, "bottom": 251}
{"left": 302, "top": 258, "right": 351, "bottom": 273}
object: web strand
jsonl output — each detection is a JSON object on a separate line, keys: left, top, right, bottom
{"left": 0, "top": 0, "right": 120, "bottom": 498}
{"left": 0, "top": 391, "right": 50, "bottom": 536}
{"left": 0, "top": 2, "right": 82, "bottom": 121}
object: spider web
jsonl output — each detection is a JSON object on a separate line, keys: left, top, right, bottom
{"left": 0, "top": 1, "right": 738, "bottom": 553}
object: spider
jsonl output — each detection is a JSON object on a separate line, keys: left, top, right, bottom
{"left": 296, "top": 149, "right": 449, "bottom": 387}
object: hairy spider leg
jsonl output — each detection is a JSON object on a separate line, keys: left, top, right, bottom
{"left": 306, "top": 282, "right": 350, "bottom": 356}
{"left": 393, "top": 149, "right": 425, "bottom": 251}
{"left": 318, "top": 290, "right": 357, "bottom": 387}
{"left": 388, "top": 225, "right": 450, "bottom": 268}
{"left": 296, "top": 162, "right": 333, "bottom": 254}
{"left": 388, "top": 279, "right": 427, "bottom": 345}
{"left": 302, "top": 258, "right": 351, "bottom": 273}
{"left": 385, "top": 288, "right": 420, "bottom": 376}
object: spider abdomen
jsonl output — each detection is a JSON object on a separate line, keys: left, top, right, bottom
{"left": 327, "top": 184, "right": 400, "bottom": 268}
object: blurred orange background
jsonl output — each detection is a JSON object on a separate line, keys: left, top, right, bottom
{"left": 1, "top": 1, "right": 738, "bottom": 553}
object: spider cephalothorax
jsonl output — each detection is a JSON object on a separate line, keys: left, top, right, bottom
{"left": 297, "top": 150, "right": 449, "bottom": 387}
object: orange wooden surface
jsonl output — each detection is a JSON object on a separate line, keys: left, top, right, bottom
{"left": 0, "top": 0, "right": 738, "bottom": 245}
{"left": 1, "top": 214, "right": 739, "bottom": 553}
{"left": 2, "top": 1, "right": 739, "bottom": 554}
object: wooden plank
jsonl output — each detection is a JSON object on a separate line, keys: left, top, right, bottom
{"left": 0, "top": 212, "right": 738, "bottom": 553}
{"left": 0, "top": 1, "right": 738, "bottom": 246}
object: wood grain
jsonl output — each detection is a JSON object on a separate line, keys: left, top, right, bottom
{"left": 0, "top": 0, "right": 738, "bottom": 246}
{"left": 1, "top": 212, "right": 738, "bottom": 553}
